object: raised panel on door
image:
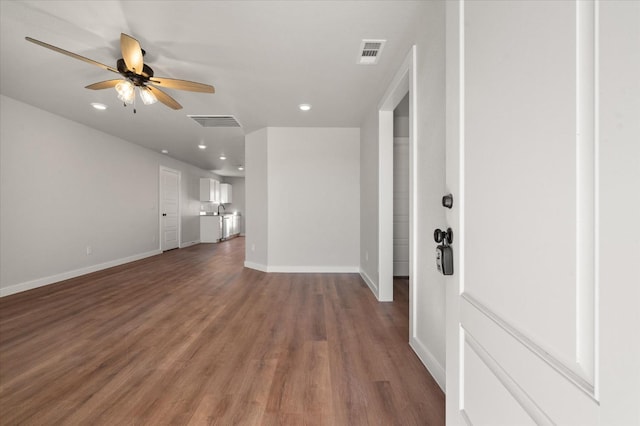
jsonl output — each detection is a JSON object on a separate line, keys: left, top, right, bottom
{"left": 448, "top": 1, "right": 599, "bottom": 423}
{"left": 464, "top": 0, "right": 594, "bottom": 383}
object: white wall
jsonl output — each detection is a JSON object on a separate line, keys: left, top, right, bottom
{"left": 244, "top": 128, "right": 269, "bottom": 269}
{"left": 394, "top": 92, "right": 410, "bottom": 138}
{"left": 244, "top": 127, "right": 360, "bottom": 272}
{"left": 0, "top": 95, "right": 221, "bottom": 296}
{"left": 360, "top": 108, "right": 380, "bottom": 289}
{"left": 267, "top": 127, "right": 360, "bottom": 271}
{"left": 222, "top": 176, "right": 245, "bottom": 234}
{"left": 359, "top": 1, "right": 447, "bottom": 388}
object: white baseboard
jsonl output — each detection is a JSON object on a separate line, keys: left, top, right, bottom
{"left": 244, "top": 261, "right": 268, "bottom": 272}
{"left": 410, "top": 336, "right": 446, "bottom": 392}
{"left": 266, "top": 265, "right": 359, "bottom": 273}
{"left": 243, "top": 262, "right": 359, "bottom": 274}
{"left": 179, "top": 240, "right": 200, "bottom": 248}
{"left": 0, "top": 249, "right": 162, "bottom": 297}
{"left": 359, "top": 268, "right": 378, "bottom": 299}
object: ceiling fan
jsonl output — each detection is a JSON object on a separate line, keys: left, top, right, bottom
{"left": 25, "top": 33, "right": 215, "bottom": 112}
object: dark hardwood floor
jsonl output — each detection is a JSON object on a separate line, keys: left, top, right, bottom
{"left": 0, "top": 238, "right": 444, "bottom": 425}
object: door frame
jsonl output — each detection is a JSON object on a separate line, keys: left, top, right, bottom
{"left": 159, "top": 165, "right": 181, "bottom": 251}
{"left": 378, "top": 46, "right": 417, "bottom": 319}
{"left": 444, "top": 1, "right": 463, "bottom": 419}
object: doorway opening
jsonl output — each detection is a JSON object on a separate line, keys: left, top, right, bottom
{"left": 378, "top": 46, "right": 417, "bottom": 341}
{"left": 392, "top": 92, "right": 410, "bottom": 336}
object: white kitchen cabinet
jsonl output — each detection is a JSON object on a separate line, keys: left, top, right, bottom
{"left": 200, "top": 216, "right": 221, "bottom": 243}
{"left": 200, "top": 178, "right": 220, "bottom": 203}
{"left": 220, "top": 183, "right": 232, "bottom": 204}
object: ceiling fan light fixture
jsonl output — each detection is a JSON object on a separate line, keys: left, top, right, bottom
{"left": 117, "top": 92, "right": 134, "bottom": 104}
{"left": 139, "top": 87, "right": 158, "bottom": 105}
{"left": 115, "top": 80, "right": 135, "bottom": 104}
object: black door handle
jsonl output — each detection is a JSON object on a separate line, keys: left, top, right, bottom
{"left": 434, "top": 228, "right": 453, "bottom": 245}
{"left": 162, "top": 213, "right": 167, "bottom": 216}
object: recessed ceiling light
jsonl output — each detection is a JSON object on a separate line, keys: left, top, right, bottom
{"left": 238, "top": 166, "right": 244, "bottom": 171}
{"left": 219, "top": 155, "right": 227, "bottom": 160}
{"left": 90, "top": 102, "right": 107, "bottom": 110}
{"left": 198, "top": 144, "right": 207, "bottom": 150}
{"left": 298, "top": 104, "right": 312, "bottom": 111}
{"left": 161, "top": 149, "right": 169, "bottom": 154}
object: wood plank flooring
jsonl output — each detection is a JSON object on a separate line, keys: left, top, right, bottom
{"left": 0, "top": 238, "right": 444, "bottom": 425}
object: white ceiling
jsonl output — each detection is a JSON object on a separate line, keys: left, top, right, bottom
{"left": 0, "top": 1, "right": 425, "bottom": 176}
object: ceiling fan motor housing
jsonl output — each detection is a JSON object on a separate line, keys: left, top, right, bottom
{"left": 116, "top": 58, "right": 154, "bottom": 86}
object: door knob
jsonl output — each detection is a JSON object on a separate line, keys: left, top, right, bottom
{"left": 434, "top": 228, "right": 453, "bottom": 245}
{"left": 442, "top": 194, "right": 453, "bottom": 209}
{"left": 162, "top": 213, "right": 167, "bottom": 217}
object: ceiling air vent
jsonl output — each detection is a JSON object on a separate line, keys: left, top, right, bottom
{"left": 187, "top": 115, "right": 241, "bottom": 128}
{"left": 357, "top": 39, "right": 386, "bottom": 65}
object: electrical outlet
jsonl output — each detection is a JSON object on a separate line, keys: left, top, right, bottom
{"left": 86, "top": 245, "right": 92, "bottom": 255}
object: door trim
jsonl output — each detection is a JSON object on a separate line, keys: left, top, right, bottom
{"left": 159, "top": 166, "right": 181, "bottom": 251}
{"left": 378, "top": 45, "right": 416, "bottom": 303}
{"left": 378, "top": 46, "right": 445, "bottom": 386}
{"left": 444, "top": 0, "right": 464, "bottom": 420}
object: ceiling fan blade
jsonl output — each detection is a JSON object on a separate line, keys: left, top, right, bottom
{"left": 25, "top": 37, "right": 119, "bottom": 73}
{"left": 85, "top": 79, "right": 122, "bottom": 90}
{"left": 120, "top": 33, "right": 144, "bottom": 75}
{"left": 149, "top": 77, "right": 215, "bottom": 93}
{"left": 147, "top": 86, "right": 182, "bottom": 110}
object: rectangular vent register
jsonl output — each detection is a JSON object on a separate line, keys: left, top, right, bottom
{"left": 188, "top": 115, "right": 241, "bottom": 128}
{"left": 358, "top": 39, "right": 386, "bottom": 65}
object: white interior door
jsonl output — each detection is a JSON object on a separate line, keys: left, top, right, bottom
{"left": 445, "top": 1, "right": 639, "bottom": 424}
{"left": 160, "top": 167, "right": 180, "bottom": 251}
